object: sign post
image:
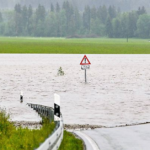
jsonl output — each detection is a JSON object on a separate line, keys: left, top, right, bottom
{"left": 54, "top": 94, "right": 60, "bottom": 121}
{"left": 20, "top": 91, "right": 23, "bottom": 103}
{"left": 80, "top": 55, "right": 91, "bottom": 83}
{"left": 84, "top": 58, "right": 87, "bottom": 83}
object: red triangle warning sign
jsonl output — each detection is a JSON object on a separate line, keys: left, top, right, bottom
{"left": 80, "top": 55, "right": 91, "bottom": 65}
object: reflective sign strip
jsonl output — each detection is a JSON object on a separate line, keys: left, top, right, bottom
{"left": 54, "top": 94, "right": 60, "bottom": 121}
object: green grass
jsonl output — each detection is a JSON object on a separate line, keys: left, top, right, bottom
{"left": 0, "top": 37, "right": 150, "bottom": 54}
{"left": 58, "top": 130, "right": 84, "bottom": 150}
{"left": 0, "top": 109, "right": 84, "bottom": 150}
{"left": 0, "top": 109, "right": 55, "bottom": 150}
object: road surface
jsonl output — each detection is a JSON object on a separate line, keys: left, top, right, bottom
{"left": 75, "top": 124, "right": 150, "bottom": 150}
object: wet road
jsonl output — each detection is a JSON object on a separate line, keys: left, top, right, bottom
{"left": 75, "top": 124, "right": 150, "bottom": 150}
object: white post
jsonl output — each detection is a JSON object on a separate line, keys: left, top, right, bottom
{"left": 54, "top": 94, "right": 60, "bottom": 121}
{"left": 20, "top": 91, "right": 23, "bottom": 103}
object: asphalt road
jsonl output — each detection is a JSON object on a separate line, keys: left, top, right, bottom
{"left": 74, "top": 124, "right": 150, "bottom": 150}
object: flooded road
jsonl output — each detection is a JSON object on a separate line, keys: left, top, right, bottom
{"left": 0, "top": 54, "right": 150, "bottom": 126}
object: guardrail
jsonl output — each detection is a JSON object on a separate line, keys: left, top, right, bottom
{"left": 27, "top": 103, "right": 63, "bottom": 150}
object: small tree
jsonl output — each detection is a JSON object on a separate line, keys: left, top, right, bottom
{"left": 57, "top": 67, "right": 64, "bottom": 76}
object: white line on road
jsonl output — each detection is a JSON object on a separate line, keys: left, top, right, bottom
{"left": 75, "top": 131, "right": 100, "bottom": 150}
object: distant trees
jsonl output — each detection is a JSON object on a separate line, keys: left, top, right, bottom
{"left": 0, "top": 12, "right": 3, "bottom": 22}
{"left": 56, "top": 3, "right": 60, "bottom": 13}
{"left": 112, "top": 18, "right": 121, "bottom": 38}
{"left": 50, "top": 3, "right": 54, "bottom": 12}
{"left": 108, "top": 6, "right": 116, "bottom": 19}
{"left": 83, "top": 6, "right": 91, "bottom": 33}
{"left": 137, "top": 6, "right": 147, "bottom": 16}
{"left": 97, "top": 5, "right": 108, "bottom": 25}
{"left": 106, "top": 16, "right": 113, "bottom": 37}
{"left": 0, "top": 11, "right": 4, "bottom": 35}
{"left": 137, "top": 14, "right": 150, "bottom": 38}
{"left": 0, "top": 2, "right": 149, "bottom": 38}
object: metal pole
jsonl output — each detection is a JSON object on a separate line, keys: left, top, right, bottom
{"left": 85, "top": 58, "right": 87, "bottom": 83}
{"left": 85, "top": 69, "right": 86, "bottom": 83}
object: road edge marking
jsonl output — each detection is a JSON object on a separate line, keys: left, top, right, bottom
{"left": 75, "top": 131, "right": 100, "bottom": 150}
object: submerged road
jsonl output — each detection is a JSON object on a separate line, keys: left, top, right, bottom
{"left": 1, "top": 54, "right": 150, "bottom": 125}
{"left": 74, "top": 124, "right": 150, "bottom": 150}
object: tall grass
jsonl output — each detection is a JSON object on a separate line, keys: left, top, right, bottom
{"left": 0, "top": 109, "right": 84, "bottom": 150}
{"left": 58, "top": 130, "right": 84, "bottom": 150}
{"left": 0, "top": 109, "right": 55, "bottom": 150}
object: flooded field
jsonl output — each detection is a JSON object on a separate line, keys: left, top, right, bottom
{"left": 0, "top": 54, "right": 150, "bottom": 126}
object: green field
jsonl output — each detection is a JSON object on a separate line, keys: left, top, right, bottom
{"left": 0, "top": 37, "right": 150, "bottom": 54}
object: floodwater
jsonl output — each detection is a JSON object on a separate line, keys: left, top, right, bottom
{"left": 0, "top": 54, "right": 150, "bottom": 126}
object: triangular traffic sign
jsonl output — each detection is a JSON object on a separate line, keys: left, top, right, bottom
{"left": 80, "top": 55, "right": 91, "bottom": 65}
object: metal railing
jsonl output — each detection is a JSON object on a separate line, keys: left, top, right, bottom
{"left": 27, "top": 103, "right": 63, "bottom": 150}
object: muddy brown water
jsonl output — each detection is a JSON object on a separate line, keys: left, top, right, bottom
{"left": 0, "top": 54, "right": 150, "bottom": 127}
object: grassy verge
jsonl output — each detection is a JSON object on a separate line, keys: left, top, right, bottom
{"left": 58, "top": 130, "right": 84, "bottom": 150}
{"left": 0, "top": 109, "right": 55, "bottom": 150}
{"left": 0, "top": 109, "right": 84, "bottom": 150}
{"left": 0, "top": 37, "right": 150, "bottom": 54}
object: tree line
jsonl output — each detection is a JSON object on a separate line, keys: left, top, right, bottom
{"left": 0, "top": 0, "right": 150, "bottom": 12}
{"left": 0, "top": 1, "right": 149, "bottom": 38}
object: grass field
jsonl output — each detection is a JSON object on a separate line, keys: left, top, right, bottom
{"left": 0, "top": 37, "right": 150, "bottom": 54}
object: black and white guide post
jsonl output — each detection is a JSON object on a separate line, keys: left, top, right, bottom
{"left": 20, "top": 91, "right": 23, "bottom": 103}
{"left": 54, "top": 94, "right": 60, "bottom": 121}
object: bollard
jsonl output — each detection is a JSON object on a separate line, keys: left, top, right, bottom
{"left": 54, "top": 94, "right": 60, "bottom": 121}
{"left": 20, "top": 91, "right": 23, "bottom": 103}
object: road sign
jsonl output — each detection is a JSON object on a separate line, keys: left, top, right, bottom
{"left": 80, "top": 55, "right": 91, "bottom": 65}
{"left": 81, "top": 65, "right": 90, "bottom": 70}
{"left": 80, "top": 55, "right": 91, "bottom": 83}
